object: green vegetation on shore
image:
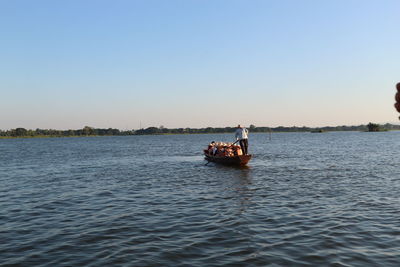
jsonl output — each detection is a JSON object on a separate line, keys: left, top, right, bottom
{"left": 1, "top": 123, "right": 399, "bottom": 138}
{"left": 0, "top": 126, "right": 132, "bottom": 138}
{"left": 366, "top": 123, "right": 388, "bottom": 132}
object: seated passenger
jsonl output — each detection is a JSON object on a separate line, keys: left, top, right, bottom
{"left": 208, "top": 141, "right": 216, "bottom": 155}
{"left": 233, "top": 145, "right": 243, "bottom": 156}
{"left": 213, "top": 146, "right": 218, "bottom": 156}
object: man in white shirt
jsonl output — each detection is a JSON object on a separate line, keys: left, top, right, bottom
{"left": 235, "top": 125, "right": 249, "bottom": 155}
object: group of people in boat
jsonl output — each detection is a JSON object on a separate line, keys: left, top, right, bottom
{"left": 206, "top": 125, "right": 249, "bottom": 157}
{"left": 207, "top": 141, "right": 243, "bottom": 157}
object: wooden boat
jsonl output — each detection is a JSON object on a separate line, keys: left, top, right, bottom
{"left": 204, "top": 149, "right": 252, "bottom": 166}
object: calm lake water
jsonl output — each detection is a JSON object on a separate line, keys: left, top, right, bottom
{"left": 1, "top": 132, "right": 400, "bottom": 266}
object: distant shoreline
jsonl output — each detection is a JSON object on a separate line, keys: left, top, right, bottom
{"left": 1, "top": 123, "right": 399, "bottom": 139}
{"left": 1, "top": 131, "right": 398, "bottom": 140}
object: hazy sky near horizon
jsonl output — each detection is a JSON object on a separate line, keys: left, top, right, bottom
{"left": 1, "top": 0, "right": 399, "bottom": 130}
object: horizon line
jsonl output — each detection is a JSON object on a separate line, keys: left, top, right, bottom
{"left": 2, "top": 122, "right": 400, "bottom": 131}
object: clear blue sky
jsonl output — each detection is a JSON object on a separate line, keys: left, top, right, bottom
{"left": 1, "top": 0, "right": 399, "bottom": 130}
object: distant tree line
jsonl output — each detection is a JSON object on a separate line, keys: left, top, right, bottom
{"left": 1, "top": 123, "right": 399, "bottom": 138}
{"left": 0, "top": 126, "right": 133, "bottom": 137}
{"left": 133, "top": 123, "right": 400, "bottom": 135}
{"left": 366, "top": 123, "right": 388, "bottom": 132}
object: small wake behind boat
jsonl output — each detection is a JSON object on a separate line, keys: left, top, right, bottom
{"left": 204, "top": 141, "right": 252, "bottom": 166}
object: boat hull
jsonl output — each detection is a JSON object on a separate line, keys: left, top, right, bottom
{"left": 204, "top": 152, "right": 252, "bottom": 166}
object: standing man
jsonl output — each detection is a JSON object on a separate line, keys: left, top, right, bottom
{"left": 235, "top": 125, "right": 249, "bottom": 155}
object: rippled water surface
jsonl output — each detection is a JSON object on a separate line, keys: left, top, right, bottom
{"left": 1, "top": 132, "right": 400, "bottom": 266}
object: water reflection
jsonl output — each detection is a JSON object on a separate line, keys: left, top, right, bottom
{"left": 232, "top": 168, "right": 253, "bottom": 215}
{"left": 209, "top": 164, "right": 254, "bottom": 215}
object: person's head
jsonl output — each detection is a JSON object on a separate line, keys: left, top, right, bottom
{"left": 237, "top": 124, "right": 241, "bottom": 128}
